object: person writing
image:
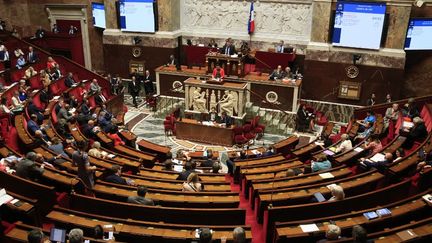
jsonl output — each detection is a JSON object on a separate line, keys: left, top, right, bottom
{"left": 211, "top": 64, "right": 225, "bottom": 81}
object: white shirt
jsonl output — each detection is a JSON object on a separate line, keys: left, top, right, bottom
{"left": 336, "top": 139, "right": 353, "bottom": 153}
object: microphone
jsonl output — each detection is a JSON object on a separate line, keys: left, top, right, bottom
{"left": 268, "top": 171, "right": 277, "bottom": 209}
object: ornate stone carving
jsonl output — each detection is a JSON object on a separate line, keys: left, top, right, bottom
{"left": 181, "top": 0, "right": 312, "bottom": 42}
{"left": 189, "top": 87, "right": 208, "bottom": 112}
{"left": 218, "top": 90, "right": 238, "bottom": 116}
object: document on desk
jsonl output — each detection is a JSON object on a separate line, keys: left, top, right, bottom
{"left": 300, "top": 224, "right": 319, "bottom": 233}
{"left": 354, "top": 147, "right": 364, "bottom": 152}
{"left": 370, "top": 153, "right": 385, "bottom": 162}
{"left": 0, "top": 188, "right": 14, "bottom": 206}
{"left": 319, "top": 172, "right": 335, "bottom": 179}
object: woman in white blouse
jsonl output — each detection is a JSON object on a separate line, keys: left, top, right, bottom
{"left": 335, "top": 134, "right": 352, "bottom": 153}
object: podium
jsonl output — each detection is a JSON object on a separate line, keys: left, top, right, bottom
{"left": 184, "top": 78, "right": 247, "bottom": 119}
{"left": 206, "top": 53, "right": 244, "bottom": 77}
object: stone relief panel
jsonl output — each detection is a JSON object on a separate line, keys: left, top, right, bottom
{"left": 181, "top": 0, "right": 312, "bottom": 43}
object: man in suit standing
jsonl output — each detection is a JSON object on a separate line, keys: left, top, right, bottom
{"left": 52, "top": 24, "right": 60, "bottom": 33}
{"left": 27, "top": 46, "right": 38, "bottom": 64}
{"left": 129, "top": 76, "right": 141, "bottom": 107}
{"left": 143, "top": 70, "right": 153, "bottom": 95}
{"left": 276, "top": 40, "right": 286, "bottom": 53}
{"left": 220, "top": 38, "right": 236, "bottom": 55}
{"left": 1, "top": 47, "right": 10, "bottom": 68}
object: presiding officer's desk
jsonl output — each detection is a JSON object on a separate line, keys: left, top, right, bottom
{"left": 175, "top": 118, "right": 235, "bottom": 146}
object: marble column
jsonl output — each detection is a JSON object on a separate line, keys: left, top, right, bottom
{"left": 158, "top": 0, "right": 181, "bottom": 31}
{"left": 104, "top": 0, "right": 118, "bottom": 29}
{"left": 385, "top": 4, "right": 412, "bottom": 49}
{"left": 310, "top": 0, "right": 332, "bottom": 43}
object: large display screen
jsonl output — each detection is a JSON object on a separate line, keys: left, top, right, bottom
{"left": 91, "top": 2, "right": 106, "bottom": 29}
{"left": 332, "top": 1, "right": 386, "bottom": 50}
{"left": 119, "top": 0, "right": 156, "bottom": 33}
{"left": 405, "top": 19, "right": 432, "bottom": 50}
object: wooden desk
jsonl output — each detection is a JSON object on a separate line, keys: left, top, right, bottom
{"left": 137, "top": 139, "right": 171, "bottom": 161}
{"left": 206, "top": 53, "right": 243, "bottom": 77}
{"left": 175, "top": 118, "right": 234, "bottom": 146}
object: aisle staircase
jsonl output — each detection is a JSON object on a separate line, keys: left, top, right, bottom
{"left": 244, "top": 102, "right": 296, "bottom": 136}
{"left": 154, "top": 96, "right": 185, "bottom": 119}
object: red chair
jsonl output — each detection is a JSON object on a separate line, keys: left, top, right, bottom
{"left": 243, "top": 123, "right": 256, "bottom": 143}
{"left": 233, "top": 126, "right": 248, "bottom": 146}
{"left": 0, "top": 113, "right": 12, "bottom": 143}
{"left": 254, "top": 116, "right": 266, "bottom": 136}
{"left": 163, "top": 115, "right": 175, "bottom": 136}
{"left": 315, "top": 111, "right": 328, "bottom": 126}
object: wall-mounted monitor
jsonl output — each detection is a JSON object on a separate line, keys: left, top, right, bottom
{"left": 405, "top": 19, "right": 432, "bottom": 50}
{"left": 91, "top": 2, "right": 106, "bottom": 29}
{"left": 332, "top": 1, "right": 386, "bottom": 50}
{"left": 119, "top": 0, "right": 157, "bottom": 33}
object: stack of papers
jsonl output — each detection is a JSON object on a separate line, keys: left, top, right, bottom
{"left": 319, "top": 172, "right": 335, "bottom": 179}
{"left": 202, "top": 121, "right": 214, "bottom": 126}
{"left": 173, "top": 165, "right": 183, "bottom": 172}
{"left": 370, "top": 153, "right": 385, "bottom": 162}
{"left": 107, "top": 154, "right": 116, "bottom": 159}
{"left": 422, "top": 194, "right": 432, "bottom": 206}
{"left": 323, "top": 150, "right": 335, "bottom": 156}
{"left": 251, "top": 150, "right": 260, "bottom": 155}
{"left": 0, "top": 188, "right": 13, "bottom": 206}
{"left": 354, "top": 147, "right": 364, "bottom": 152}
{"left": 299, "top": 224, "right": 320, "bottom": 233}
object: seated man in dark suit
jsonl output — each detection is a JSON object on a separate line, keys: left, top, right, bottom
{"left": 167, "top": 54, "right": 178, "bottom": 66}
{"left": 39, "top": 87, "right": 52, "bottom": 105}
{"left": 104, "top": 165, "right": 133, "bottom": 185}
{"left": 127, "top": 186, "right": 155, "bottom": 206}
{"left": 15, "top": 152, "right": 44, "bottom": 181}
{"left": 64, "top": 72, "right": 76, "bottom": 88}
{"left": 176, "top": 162, "right": 193, "bottom": 180}
{"left": 269, "top": 65, "right": 284, "bottom": 81}
{"left": 403, "top": 117, "right": 428, "bottom": 149}
{"left": 27, "top": 101, "right": 45, "bottom": 123}
{"left": 219, "top": 112, "right": 232, "bottom": 126}
{"left": 360, "top": 152, "right": 393, "bottom": 172}
{"left": 27, "top": 114, "right": 41, "bottom": 136}
{"left": 82, "top": 120, "right": 100, "bottom": 139}
{"left": 208, "top": 107, "right": 219, "bottom": 122}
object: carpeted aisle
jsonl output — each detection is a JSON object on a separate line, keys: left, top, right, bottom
{"left": 228, "top": 175, "right": 265, "bottom": 243}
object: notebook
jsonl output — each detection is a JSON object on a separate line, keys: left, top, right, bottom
{"left": 323, "top": 150, "right": 335, "bottom": 156}
{"left": 319, "top": 172, "right": 334, "bottom": 179}
{"left": 363, "top": 211, "right": 378, "bottom": 220}
{"left": 376, "top": 208, "right": 392, "bottom": 217}
{"left": 300, "top": 224, "right": 319, "bottom": 233}
{"left": 396, "top": 229, "right": 418, "bottom": 241}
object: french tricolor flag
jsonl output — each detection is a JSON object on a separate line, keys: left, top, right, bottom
{"left": 248, "top": 2, "right": 255, "bottom": 35}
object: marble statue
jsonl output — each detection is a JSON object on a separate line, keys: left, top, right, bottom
{"left": 219, "top": 90, "right": 238, "bottom": 116}
{"left": 190, "top": 87, "right": 207, "bottom": 112}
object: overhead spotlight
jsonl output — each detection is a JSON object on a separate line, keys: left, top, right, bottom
{"left": 353, "top": 54, "right": 362, "bottom": 65}
{"left": 413, "top": 0, "right": 425, "bottom": 7}
{"left": 133, "top": 36, "right": 142, "bottom": 45}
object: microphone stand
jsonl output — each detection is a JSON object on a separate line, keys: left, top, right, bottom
{"left": 268, "top": 171, "right": 277, "bottom": 209}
